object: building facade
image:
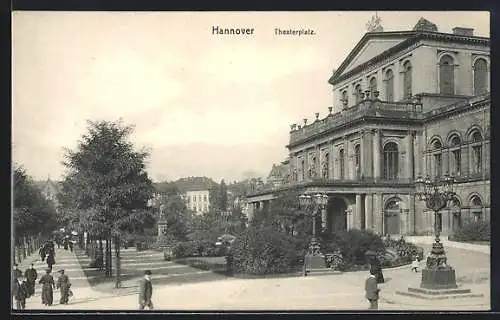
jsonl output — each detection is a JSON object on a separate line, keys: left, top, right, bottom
{"left": 185, "top": 190, "right": 210, "bottom": 214}
{"left": 245, "top": 19, "right": 490, "bottom": 237}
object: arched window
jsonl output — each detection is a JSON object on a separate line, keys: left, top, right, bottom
{"left": 341, "top": 90, "right": 348, "bottom": 109}
{"left": 403, "top": 61, "right": 412, "bottom": 99}
{"left": 431, "top": 139, "right": 443, "bottom": 178}
{"left": 470, "top": 195, "right": 483, "bottom": 222}
{"left": 385, "top": 69, "right": 394, "bottom": 102}
{"left": 339, "top": 149, "right": 345, "bottom": 179}
{"left": 354, "top": 84, "right": 363, "bottom": 104}
{"left": 439, "top": 55, "right": 455, "bottom": 95}
{"left": 470, "top": 130, "right": 483, "bottom": 174}
{"left": 473, "top": 58, "right": 488, "bottom": 95}
{"left": 383, "top": 142, "right": 399, "bottom": 180}
{"left": 449, "top": 135, "right": 462, "bottom": 176}
{"left": 354, "top": 144, "right": 361, "bottom": 178}
{"left": 369, "top": 77, "right": 377, "bottom": 99}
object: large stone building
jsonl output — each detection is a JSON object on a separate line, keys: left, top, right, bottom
{"left": 245, "top": 18, "right": 490, "bottom": 237}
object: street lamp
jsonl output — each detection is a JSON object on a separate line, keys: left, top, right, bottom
{"left": 299, "top": 193, "right": 329, "bottom": 275}
{"left": 414, "top": 172, "right": 457, "bottom": 289}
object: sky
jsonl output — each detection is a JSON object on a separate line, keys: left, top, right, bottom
{"left": 12, "top": 11, "right": 490, "bottom": 183}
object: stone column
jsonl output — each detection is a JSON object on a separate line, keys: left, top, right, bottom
{"left": 304, "top": 149, "right": 309, "bottom": 180}
{"left": 365, "top": 194, "right": 373, "bottom": 230}
{"left": 364, "top": 130, "right": 373, "bottom": 178}
{"left": 360, "top": 130, "right": 365, "bottom": 177}
{"left": 321, "top": 207, "right": 327, "bottom": 232}
{"left": 483, "top": 140, "right": 490, "bottom": 178}
{"left": 355, "top": 194, "right": 362, "bottom": 229}
{"left": 344, "top": 136, "right": 349, "bottom": 179}
{"left": 373, "top": 129, "right": 381, "bottom": 179}
{"left": 373, "top": 194, "right": 383, "bottom": 234}
{"left": 414, "top": 132, "right": 422, "bottom": 176}
{"left": 406, "top": 132, "right": 414, "bottom": 180}
{"left": 329, "top": 140, "right": 335, "bottom": 179}
{"left": 461, "top": 144, "right": 469, "bottom": 177}
{"left": 409, "top": 195, "right": 415, "bottom": 235}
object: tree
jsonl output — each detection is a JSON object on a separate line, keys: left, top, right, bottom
{"left": 219, "top": 179, "right": 228, "bottom": 211}
{"left": 13, "top": 165, "right": 58, "bottom": 262}
{"left": 60, "top": 120, "right": 154, "bottom": 288}
{"left": 156, "top": 191, "right": 192, "bottom": 241}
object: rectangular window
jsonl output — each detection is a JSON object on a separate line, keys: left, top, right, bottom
{"left": 434, "top": 153, "right": 442, "bottom": 178}
{"left": 452, "top": 150, "right": 461, "bottom": 176}
{"left": 473, "top": 145, "right": 482, "bottom": 174}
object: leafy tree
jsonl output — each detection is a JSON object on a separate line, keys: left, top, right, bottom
{"left": 156, "top": 192, "right": 192, "bottom": 241}
{"left": 13, "top": 165, "right": 58, "bottom": 261}
{"left": 219, "top": 179, "right": 228, "bottom": 211}
{"left": 59, "top": 120, "right": 154, "bottom": 288}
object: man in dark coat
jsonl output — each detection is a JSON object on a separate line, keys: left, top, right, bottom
{"left": 24, "top": 263, "right": 38, "bottom": 297}
{"left": 369, "top": 256, "right": 385, "bottom": 284}
{"left": 13, "top": 276, "right": 29, "bottom": 310}
{"left": 46, "top": 252, "right": 55, "bottom": 271}
{"left": 56, "top": 269, "right": 71, "bottom": 304}
{"left": 38, "top": 268, "right": 54, "bottom": 306}
{"left": 365, "top": 270, "right": 380, "bottom": 310}
{"left": 12, "top": 264, "right": 23, "bottom": 300}
{"left": 138, "top": 270, "right": 153, "bottom": 310}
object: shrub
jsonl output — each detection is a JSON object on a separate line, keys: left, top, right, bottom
{"left": 227, "top": 226, "right": 302, "bottom": 275}
{"left": 172, "top": 241, "right": 199, "bottom": 258}
{"left": 451, "top": 220, "right": 490, "bottom": 242}
{"left": 383, "top": 237, "right": 423, "bottom": 263}
{"left": 321, "top": 229, "right": 385, "bottom": 269}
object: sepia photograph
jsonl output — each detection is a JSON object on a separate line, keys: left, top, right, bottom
{"left": 12, "top": 10, "right": 490, "bottom": 312}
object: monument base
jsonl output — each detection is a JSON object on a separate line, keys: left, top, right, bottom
{"left": 396, "top": 287, "right": 484, "bottom": 300}
{"left": 420, "top": 268, "right": 458, "bottom": 290}
{"left": 303, "top": 253, "right": 327, "bottom": 276}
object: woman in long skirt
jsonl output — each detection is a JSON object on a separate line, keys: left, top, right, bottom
{"left": 38, "top": 269, "right": 55, "bottom": 306}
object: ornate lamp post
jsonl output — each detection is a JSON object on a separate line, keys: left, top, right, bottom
{"left": 414, "top": 172, "right": 458, "bottom": 289}
{"left": 299, "top": 193, "right": 329, "bottom": 275}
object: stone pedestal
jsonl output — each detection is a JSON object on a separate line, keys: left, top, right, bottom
{"left": 420, "top": 268, "right": 458, "bottom": 289}
{"left": 303, "top": 254, "right": 327, "bottom": 276}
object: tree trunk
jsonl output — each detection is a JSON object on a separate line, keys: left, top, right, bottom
{"left": 16, "top": 245, "right": 22, "bottom": 264}
{"left": 108, "top": 236, "right": 113, "bottom": 277}
{"left": 105, "top": 237, "right": 111, "bottom": 277}
{"left": 22, "top": 238, "right": 27, "bottom": 259}
{"left": 114, "top": 236, "right": 121, "bottom": 288}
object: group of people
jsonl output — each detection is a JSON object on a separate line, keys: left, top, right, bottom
{"left": 12, "top": 262, "right": 73, "bottom": 310}
{"left": 39, "top": 241, "right": 56, "bottom": 270}
{"left": 56, "top": 237, "right": 74, "bottom": 252}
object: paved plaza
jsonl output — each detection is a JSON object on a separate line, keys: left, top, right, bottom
{"left": 13, "top": 238, "right": 490, "bottom": 311}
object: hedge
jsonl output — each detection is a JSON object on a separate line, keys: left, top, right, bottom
{"left": 227, "top": 226, "right": 303, "bottom": 275}
{"left": 321, "top": 229, "right": 385, "bottom": 269}
{"left": 172, "top": 240, "right": 220, "bottom": 258}
{"left": 450, "top": 220, "right": 490, "bottom": 242}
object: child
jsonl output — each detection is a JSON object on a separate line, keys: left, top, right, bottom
{"left": 411, "top": 256, "right": 420, "bottom": 272}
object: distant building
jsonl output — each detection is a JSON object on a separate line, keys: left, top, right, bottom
{"left": 184, "top": 190, "right": 210, "bottom": 214}
{"left": 245, "top": 18, "right": 490, "bottom": 237}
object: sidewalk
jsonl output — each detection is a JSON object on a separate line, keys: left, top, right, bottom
{"left": 405, "top": 236, "right": 490, "bottom": 254}
{"left": 14, "top": 247, "right": 110, "bottom": 310}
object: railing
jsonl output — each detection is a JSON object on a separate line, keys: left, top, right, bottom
{"left": 246, "top": 177, "right": 416, "bottom": 197}
{"left": 289, "top": 100, "right": 422, "bottom": 145}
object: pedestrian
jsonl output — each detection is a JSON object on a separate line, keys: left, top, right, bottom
{"left": 138, "top": 270, "right": 154, "bottom": 310}
{"left": 63, "top": 238, "right": 69, "bottom": 251}
{"left": 38, "top": 268, "right": 55, "bottom": 306}
{"left": 39, "top": 246, "right": 46, "bottom": 262}
{"left": 13, "top": 276, "right": 29, "bottom": 310}
{"left": 411, "top": 256, "right": 420, "bottom": 273}
{"left": 46, "top": 252, "right": 56, "bottom": 271}
{"left": 12, "top": 264, "right": 23, "bottom": 300}
{"left": 69, "top": 241, "right": 74, "bottom": 253}
{"left": 24, "top": 263, "right": 38, "bottom": 297}
{"left": 365, "top": 269, "right": 380, "bottom": 310}
{"left": 369, "top": 255, "right": 385, "bottom": 284}
{"left": 56, "top": 269, "right": 71, "bottom": 305}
